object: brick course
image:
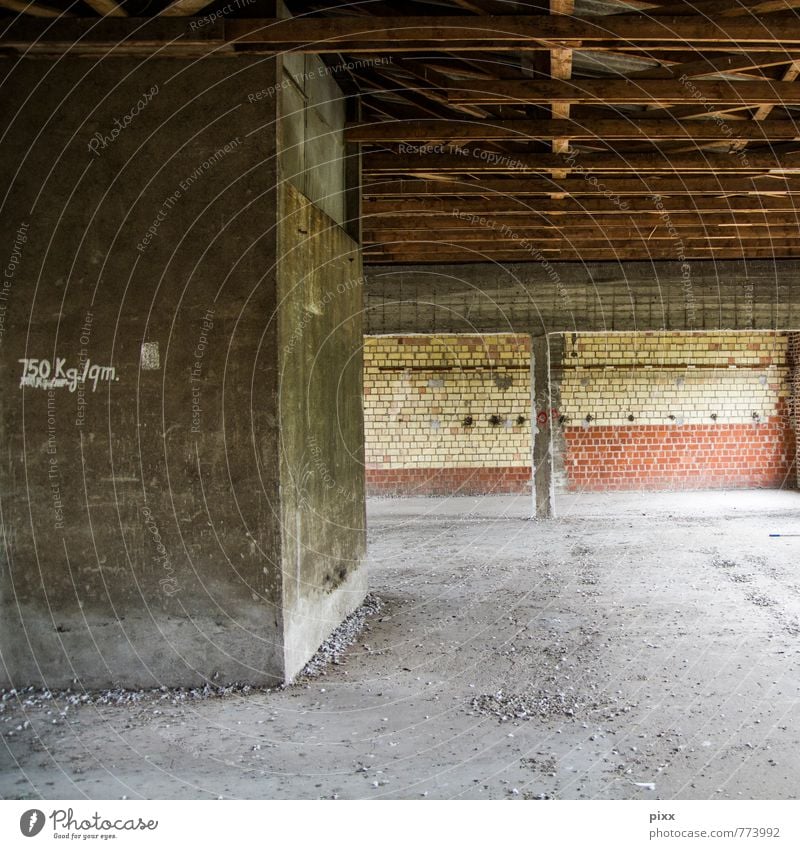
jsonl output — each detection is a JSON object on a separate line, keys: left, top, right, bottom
{"left": 364, "top": 334, "right": 532, "bottom": 495}
{"left": 559, "top": 332, "right": 797, "bottom": 491}
{"left": 789, "top": 332, "right": 800, "bottom": 488}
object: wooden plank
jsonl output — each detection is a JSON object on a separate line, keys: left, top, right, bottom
{"left": 83, "top": 0, "right": 127, "bottom": 16}
{"left": 362, "top": 149, "right": 800, "bottom": 174}
{"left": 363, "top": 196, "right": 800, "bottom": 214}
{"left": 160, "top": 0, "right": 214, "bottom": 16}
{"left": 0, "top": 18, "right": 226, "bottom": 50}
{"left": 223, "top": 15, "right": 800, "bottom": 52}
{"left": 345, "top": 118, "right": 800, "bottom": 142}
{"left": 364, "top": 212, "right": 800, "bottom": 228}
{"left": 752, "top": 66, "right": 800, "bottom": 120}
{"left": 449, "top": 78, "right": 800, "bottom": 105}
{"left": 366, "top": 226, "right": 800, "bottom": 241}
{"left": 364, "top": 246, "right": 800, "bottom": 261}
{"left": 549, "top": 0, "right": 574, "bottom": 158}
{"left": 628, "top": 51, "right": 800, "bottom": 79}
{"left": 650, "top": 0, "right": 800, "bottom": 17}
{"left": 0, "top": 0, "right": 68, "bottom": 17}
{"left": 363, "top": 175, "right": 800, "bottom": 196}
{"left": 9, "top": 16, "right": 800, "bottom": 53}
{"left": 364, "top": 248, "right": 800, "bottom": 262}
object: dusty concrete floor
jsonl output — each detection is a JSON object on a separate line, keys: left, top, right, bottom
{"left": 2, "top": 490, "right": 800, "bottom": 800}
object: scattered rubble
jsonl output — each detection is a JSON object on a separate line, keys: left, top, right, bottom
{"left": 299, "top": 593, "right": 384, "bottom": 679}
{"left": 469, "top": 689, "right": 596, "bottom": 722}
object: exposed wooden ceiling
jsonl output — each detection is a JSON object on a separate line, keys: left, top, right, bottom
{"left": 4, "top": 1, "right": 800, "bottom": 263}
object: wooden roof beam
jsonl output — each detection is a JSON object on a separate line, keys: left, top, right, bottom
{"left": 362, "top": 175, "right": 800, "bottom": 195}
{"left": 448, "top": 78, "right": 800, "bottom": 106}
{"left": 362, "top": 148, "right": 800, "bottom": 174}
{"left": 345, "top": 117, "right": 800, "bottom": 142}
{"left": 11, "top": 16, "right": 800, "bottom": 54}
{"left": 83, "top": 0, "right": 127, "bottom": 16}
{"left": 160, "top": 0, "right": 215, "bottom": 16}
{"left": 0, "top": 0, "right": 69, "bottom": 17}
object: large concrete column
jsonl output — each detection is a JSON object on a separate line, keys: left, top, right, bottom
{"left": 0, "top": 53, "right": 365, "bottom": 688}
{"left": 532, "top": 334, "right": 564, "bottom": 518}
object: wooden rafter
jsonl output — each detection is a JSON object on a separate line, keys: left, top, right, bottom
{"left": 0, "top": 0, "right": 68, "bottom": 17}
{"left": 83, "top": 0, "right": 127, "bottom": 16}
{"left": 448, "top": 78, "right": 800, "bottom": 106}
{"left": 345, "top": 118, "right": 800, "bottom": 142}
{"left": 159, "top": 0, "right": 214, "bottom": 16}
{"left": 5, "top": 5, "right": 800, "bottom": 265}
{"left": 362, "top": 148, "right": 800, "bottom": 174}
{"left": 649, "top": 0, "right": 800, "bottom": 16}
{"left": 223, "top": 15, "right": 800, "bottom": 52}
{"left": 362, "top": 175, "right": 800, "bottom": 195}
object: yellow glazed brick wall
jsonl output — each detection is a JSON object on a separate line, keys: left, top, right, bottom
{"left": 559, "top": 332, "right": 791, "bottom": 426}
{"left": 364, "top": 335, "right": 532, "bottom": 470}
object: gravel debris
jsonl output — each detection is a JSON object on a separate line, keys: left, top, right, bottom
{"left": 299, "top": 593, "right": 384, "bottom": 679}
{"left": 469, "top": 688, "right": 595, "bottom": 722}
{"left": 1, "top": 594, "right": 385, "bottom": 715}
{"left": 745, "top": 592, "right": 776, "bottom": 608}
{"left": 1, "top": 682, "right": 271, "bottom": 713}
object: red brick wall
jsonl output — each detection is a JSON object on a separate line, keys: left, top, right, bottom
{"left": 366, "top": 466, "right": 531, "bottom": 497}
{"left": 564, "top": 417, "right": 796, "bottom": 491}
{"left": 790, "top": 333, "right": 800, "bottom": 488}
{"left": 560, "top": 332, "right": 798, "bottom": 492}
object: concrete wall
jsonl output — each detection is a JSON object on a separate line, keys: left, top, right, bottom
{"left": 363, "top": 335, "right": 531, "bottom": 495}
{"left": 280, "top": 54, "right": 346, "bottom": 228}
{"left": 277, "top": 183, "right": 366, "bottom": 679}
{"left": 364, "top": 261, "right": 800, "bottom": 335}
{"left": 0, "top": 52, "right": 366, "bottom": 688}
{"left": 556, "top": 332, "right": 796, "bottom": 491}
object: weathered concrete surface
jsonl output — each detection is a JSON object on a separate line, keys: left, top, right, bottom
{"left": 531, "top": 334, "right": 564, "bottom": 519}
{"left": 365, "top": 261, "right": 800, "bottom": 335}
{"left": 277, "top": 183, "right": 366, "bottom": 680}
{"left": 4, "top": 491, "right": 800, "bottom": 800}
{"left": 532, "top": 334, "right": 565, "bottom": 518}
{"left": 0, "top": 56, "right": 285, "bottom": 688}
{"left": 0, "top": 55, "right": 366, "bottom": 689}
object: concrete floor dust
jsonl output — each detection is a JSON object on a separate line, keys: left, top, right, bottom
{"left": 2, "top": 490, "right": 800, "bottom": 800}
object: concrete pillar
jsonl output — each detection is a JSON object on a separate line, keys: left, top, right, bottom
{"left": 532, "top": 334, "right": 563, "bottom": 518}
{"left": 0, "top": 54, "right": 365, "bottom": 688}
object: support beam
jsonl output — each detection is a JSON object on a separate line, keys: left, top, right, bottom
{"left": 362, "top": 149, "right": 800, "bottom": 175}
{"left": 628, "top": 51, "right": 800, "bottom": 79}
{"left": 160, "top": 0, "right": 214, "bottom": 16}
{"left": 11, "top": 16, "right": 800, "bottom": 55}
{"left": 362, "top": 195, "right": 800, "bottom": 214}
{"left": 650, "top": 0, "right": 800, "bottom": 16}
{"left": 223, "top": 14, "right": 800, "bottom": 52}
{"left": 549, "top": 0, "right": 574, "bottom": 158}
{"left": 365, "top": 244, "right": 800, "bottom": 261}
{"left": 84, "top": 0, "right": 127, "bottom": 17}
{"left": 366, "top": 226, "right": 800, "bottom": 242}
{"left": 346, "top": 118, "right": 800, "bottom": 143}
{"left": 731, "top": 60, "right": 800, "bottom": 153}
{"left": 0, "top": 0, "right": 68, "bottom": 17}
{"left": 363, "top": 176, "right": 800, "bottom": 197}
{"left": 449, "top": 78, "right": 800, "bottom": 106}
